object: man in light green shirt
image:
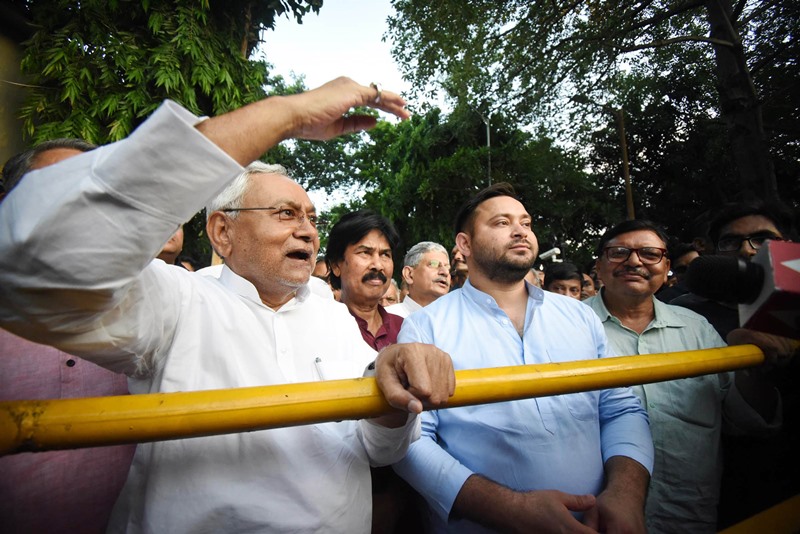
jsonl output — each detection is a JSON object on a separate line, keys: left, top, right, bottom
{"left": 585, "top": 219, "right": 780, "bottom": 533}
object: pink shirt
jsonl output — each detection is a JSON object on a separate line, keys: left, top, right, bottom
{"left": 0, "top": 329, "right": 135, "bottom": 534}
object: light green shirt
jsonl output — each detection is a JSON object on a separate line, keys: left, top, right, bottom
{"left": 586, "top": 292, "right": 773, "bottom": 533}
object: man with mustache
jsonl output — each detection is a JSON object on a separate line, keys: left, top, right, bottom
{"left": 387, "top": 241, "right": 451, "bottom": 318}
{"left": 394, "top": 183, "right": 654, "bottom": 533}
{"left": 327, "top": 210, "right": 404, "bottom": 350}
{"left": 585, "top": 219, "right": 779, "bottom": 533}
{"left": 326, "top": 210, "right": 420, "bottom": 533}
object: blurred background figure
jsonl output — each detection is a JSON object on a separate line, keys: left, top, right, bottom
{"left": 449, "top": 244, "right": 468, "bottom": 289}
{"left": 580, "top": 272, "right": 597, "bottom": 300}
{"left": 387, "top": 241, "right": 450, "bottom": 318}
{"left": 156, "top": 226, "right": 185, "bottom": 265}
{"left": 656, "top": 242, "right": 698, "bottom": 303}
{"left": 524, "top": 268, "right": 542, "bottom": 288}
{"left": 543, "top": 262, "right": 583, "bottom": 300}
{"left": 380, "top": 279, "right": 402, "bottom": 307}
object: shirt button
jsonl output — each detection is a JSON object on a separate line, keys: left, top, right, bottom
{"left": 66, "top": 359, "right": 76, "bottom": 367}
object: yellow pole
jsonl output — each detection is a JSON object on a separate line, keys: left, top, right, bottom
{"left": 0, "top": 345, "right": 763, "bottom": 455}
{"left": 718, "top": 494, "right": 800, "bottom": 534}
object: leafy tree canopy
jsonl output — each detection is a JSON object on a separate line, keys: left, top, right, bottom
{"left": 15, "top": 0, "right": 322, "bottom": 144}
{"left": 338, "top": 105, "right": 611, "bottom": 269}
{"left": 387, "top": 0, "right": 799, "bottom": 204}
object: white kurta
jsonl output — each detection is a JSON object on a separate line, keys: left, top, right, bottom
{"left": 0, "top": 101, "right": 419, "bottom": 533}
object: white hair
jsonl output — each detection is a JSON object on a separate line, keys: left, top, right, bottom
{"left": 206, "top": 161, "right": 291, "bottom": 220}
{"left": 403, "top": 241, "right": 449, "bottom": 268}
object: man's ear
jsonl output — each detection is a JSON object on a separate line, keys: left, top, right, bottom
{"left": 455, "top": 232, "right": 471, "bottom": 258}
{"left": 402, "top": 265, "right": 414, "bottom": 285}
{"left": 207, "top": 211, "right": 234, "bottom": 259}
{"left": 330, "top": 260, "right": 341, "bottom": 278}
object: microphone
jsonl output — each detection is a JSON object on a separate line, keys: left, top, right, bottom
{"left": 685, "top": 240, "right": 800, "bottom": 337}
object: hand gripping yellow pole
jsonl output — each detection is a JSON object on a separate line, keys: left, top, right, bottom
{"left": 0, "top": 345, "right": 763, "bottom": 455}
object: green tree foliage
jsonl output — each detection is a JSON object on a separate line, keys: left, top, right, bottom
{"left": 343, "top": 106, "right": 607, "bottom": 267}
{"left": 16, "top": 0, "right": 321, "bottom": 144}
{"left": 12, "top": 0, "right": 323, "bottom": 266}
{"left": 387, "top": 0, "right": 799, "bottom": 206}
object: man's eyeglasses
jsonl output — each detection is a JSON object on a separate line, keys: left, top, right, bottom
{"left": 716, "top": 233, "right": 783, "bottom": 253}
{"left": 221, "top": 206, "right": 323, "bottom": 229}
{"left": 603, "top": 246, "right": 667, "bottom": 265}
{"left": 424, "top": 259, "right": 450, "bottom": 270}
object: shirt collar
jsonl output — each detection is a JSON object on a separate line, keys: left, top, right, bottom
{"left": 461, "top": 278, "right": 543, "bottom": 334}
{"left": 402, "top": 296, "right": 422, "bottom": 311}
{"left": 218, "top": 265, "right": 310, "bottom": 309}
{"left": 588, "top": 288, "right": 689, "bottom": 330}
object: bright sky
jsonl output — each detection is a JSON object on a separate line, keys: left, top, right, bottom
{"left": 256, "top": 0, "right": 412, "bottom": 210}
{"left": 260, "top": 0, "right": 411, "bottom": 97}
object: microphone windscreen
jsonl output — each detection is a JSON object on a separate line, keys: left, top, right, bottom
{"left": 685, "top": 255, "right": 764, "bottom": 304}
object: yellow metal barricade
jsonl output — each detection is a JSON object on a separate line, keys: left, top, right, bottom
{"left": 0, "top": 345, "right": 764, "bottom": 455}
{"left": 718, "top": 494, "right": 800, "bottom": 534}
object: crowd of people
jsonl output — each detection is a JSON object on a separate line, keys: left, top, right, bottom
{"left": 1, "top": 78, "right": 798, "bottom": 534}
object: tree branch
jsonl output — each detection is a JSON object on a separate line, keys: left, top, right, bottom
{"left": 616, "top": 35, "right": 735, "bottom": 53}
{"left": 740, "top": 0, "right": 782, "bottom": 27}
{"left": 611, "top": 0, "right": 705, "bottom": 37}
{"left": 731, "top": 0, "right": 747, "bottom": 22}
{"left": 749, "top": 39, "right": 794, "bottom": 76}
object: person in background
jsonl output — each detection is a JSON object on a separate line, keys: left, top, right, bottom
{"left": 671, "top": 201, "right": 793, "bottom": 338}
{"left": 671, "top": 201, "right": 798, "bottom": 528}
{"left": 175, "top": 254, "right": 202, "bottom": 272}
{"left": 585, "top": 258, "right": 602, "bottom": 293}
{"left": 399, "top": 279, "right": 410, "bottom": 302}
{"left": 449, "top": 244, "right": 468, "bottom": 289}
{"left": 156, "top": 226, "right": 185, "bottom": 265}
{"left": 381, "top": 279, "right": 402, "bottom": 307}
{"left": 387, "top": 241, "right": 451, "bottom": 318}
{"left": 326, "top": 210, "right": 404, "bottom": 350}
{"left": 524, "top": 267, "right": 542, "bottom": 288}
{"left": 655, "top": 242, "right": 698, "bottom": 303}
{"left": 312, "top": 254, "right": 330, "bottom": 280}
{"left": 543, "top": 262, "right": 583, "bottom": 300}
{"left": 0, "top": 139, "right": 135, "bottom": 534}
{"left": 581, "top": 272, "right": 597, "bottom": 300}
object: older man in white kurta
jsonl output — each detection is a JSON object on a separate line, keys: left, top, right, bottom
{"left": 0, "top": 80, "right": 454, "bottom": 533}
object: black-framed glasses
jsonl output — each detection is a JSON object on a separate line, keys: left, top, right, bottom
{"left": 603, "top": 246, "right": 667, "bottom": 265}
{"left": 221, "top": 206, "right": 323, "bottom": 229}
{"left": 716, "top": 233, "right": 783, "bottom": 253}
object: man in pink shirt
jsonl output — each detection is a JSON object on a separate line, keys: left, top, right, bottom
{"left": 0, "top": 139, "right": 136, "bottom": 533}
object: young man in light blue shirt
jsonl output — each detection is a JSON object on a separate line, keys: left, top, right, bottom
{"left": 393, "top": 183, "right": 654, "bottom": 533}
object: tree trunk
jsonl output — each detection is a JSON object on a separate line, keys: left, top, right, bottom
{"left": 705, "top": 0, "right": 778, "bottom": 202}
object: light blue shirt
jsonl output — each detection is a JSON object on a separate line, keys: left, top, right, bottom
{"left": 586, "top": 292, "right": 777, "bottom": 533}
{"left": 394, "top": 280, "right": 654, "bottom": 533}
